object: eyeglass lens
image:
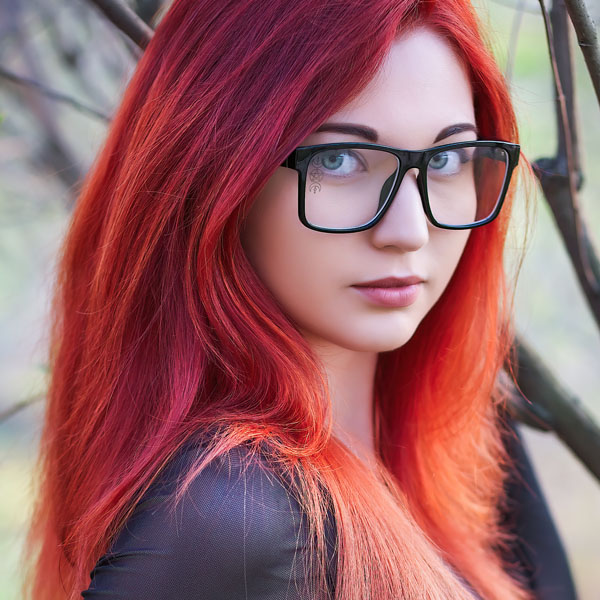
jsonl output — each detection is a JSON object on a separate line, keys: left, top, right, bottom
{"left": 304, "top": 145, "right": 509, "bottom": 229}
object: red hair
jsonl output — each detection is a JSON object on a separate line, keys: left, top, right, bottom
{"left": 22, "top": 1, "right": 534, "bottom": 598}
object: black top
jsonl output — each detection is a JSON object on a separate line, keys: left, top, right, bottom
{"left": 81, "top": 420, "right": 578, "bottom": 599}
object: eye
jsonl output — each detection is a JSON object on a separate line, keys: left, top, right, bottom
{"left": 312, "top": 149, "right": 367, "bottom": 178}
{"left": 428, "top": 149, "right": 467, "bottom": 176}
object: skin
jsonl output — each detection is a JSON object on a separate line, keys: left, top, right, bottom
{"left": 240, "top": 27, "right": 476, "bottom": 469}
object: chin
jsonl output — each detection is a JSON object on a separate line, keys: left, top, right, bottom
{"left": 355, "top": 336, "right": 414, "bottom": 353}
{"left": 327, "top": 325, "right": 419, "bottom": 354}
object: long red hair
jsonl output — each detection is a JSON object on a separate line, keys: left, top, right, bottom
{"left": 22, "top": 1, "right": 534, "bottom": 598}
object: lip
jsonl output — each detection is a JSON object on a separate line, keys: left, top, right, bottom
{"left": 351, "top": 275, "right": 424, "bottom": 308}
{"left": 352, "top": 275, "right": 424, "bottom": 288}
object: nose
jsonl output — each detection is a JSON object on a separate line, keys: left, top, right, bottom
{"left": 369, "top": 168, "right": 429, "bottom": 251}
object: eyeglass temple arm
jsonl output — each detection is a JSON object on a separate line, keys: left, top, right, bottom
{"left": 279, "top": 152, "right": 294, "bottom": 169}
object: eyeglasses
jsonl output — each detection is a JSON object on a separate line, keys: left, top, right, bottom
{"left": 280, "top": 140, "right": 520, "bottom": 233}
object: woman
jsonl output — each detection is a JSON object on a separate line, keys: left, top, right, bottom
{"left": 22, "top": 0, "right": 577, "bottom": 599}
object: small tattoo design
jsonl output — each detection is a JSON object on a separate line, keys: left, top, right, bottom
{"left": 309, "top": 155, "right": 324, "bottom": 194}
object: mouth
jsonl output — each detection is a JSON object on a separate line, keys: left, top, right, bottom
{"left": 351, "top": 275, "right": 424, "bottom": 307}
{"left": 352, "top": 275, "right": 424, "bottom": 288}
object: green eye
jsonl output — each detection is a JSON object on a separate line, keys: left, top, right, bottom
{"left": 428, "top": 150, "right": 467, "bottom": 177}
{"left": 429, "top": 153, "right": 449, "bottom": 169}
{"left": 312, "top": 150, "right": 366, "bottom": 178}
{"left": 322, "top": 152, "right": 345, "bottom": 170}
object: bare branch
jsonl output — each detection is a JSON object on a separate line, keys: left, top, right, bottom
{"left": 550, "top": 0, "right": 582, "bottom": 173}
{"left": 0, "top": 394, "right": 44, "bottom": 424}
{"left": 7, "top": 1, "right": 85, "bottom": 197}
{"left": 509, "top": 336, "right": 600, "bottom": 482}
{"left": 134, "top": 0, "right": 165, "bottom": 26}
{"left": 564, "top": 0, "right": 600, "bottom": 106}
{"left": 538, "top": 0, "right": 591, "bottom": 282}
{"left": 534, "top": 0, "right": 600, "bottom": 329}
{"left": 0, "top": 66, "right": 111, "bottom": 122}
{"left": 40, "top": 3, "right": 117, "bottom": 112}
{"left": 502, "top": 371, "right": 554, "bottom": 431}
{"left": 505, "top": 0, "right": 527, "bottom": 84}
{"left": 87, "top": 0, "right": 154, "bottom": 50}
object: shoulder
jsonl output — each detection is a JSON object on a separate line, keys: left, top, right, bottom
{"left": 82, "top": 442, "right": 314, "bottom": 599}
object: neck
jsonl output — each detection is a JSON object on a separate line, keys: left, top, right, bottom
{"left": 302, "top": 330, "right": 379, "bottom": 470}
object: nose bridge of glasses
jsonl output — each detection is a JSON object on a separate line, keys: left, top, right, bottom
{"left": 378, "top": 163, "right": 423, "bottom": 216}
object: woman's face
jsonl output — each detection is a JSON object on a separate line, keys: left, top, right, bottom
{"left": 241, "top": 27, "right": 475, "bottom": 353}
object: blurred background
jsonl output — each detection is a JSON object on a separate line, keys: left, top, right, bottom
{"left": 0, "top": 0, "right": 599, "bottom": 598}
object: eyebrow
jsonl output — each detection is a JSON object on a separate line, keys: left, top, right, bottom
{"left": 314, "top": 122, "right": 478, "bottom": 144}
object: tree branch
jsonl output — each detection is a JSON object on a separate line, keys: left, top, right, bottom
{"left": 505, "top": 0, "right": 527, "bottom": 84}
{"left": 7, "top": 1, "right": 85, "bottom": 196}
{"left": 508, "top": 336, "right": 600, "bottom": 482}
{"left": 86, "top": 0, "right": 154, "bottom": 50}
{"left": 0, "top": 66, "right": 111, "bottom": 121}
{"left": 563, "top": 0, "right": 600, "bottom": 107}
{"left": 0, "top": 394, "right": 44, "bottom": 423}
{"left": 534, "top": 0, "right": 600, "bottom": 329}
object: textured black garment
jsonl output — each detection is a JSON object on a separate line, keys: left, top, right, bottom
{"left": 81, "top": 442, "right": 332, "bottom": 600}
{"left": 498, "top": 419, "right": 578, "bottom": 600}
{"left": 81, "top": 419, "right": 578, "bottom": 599}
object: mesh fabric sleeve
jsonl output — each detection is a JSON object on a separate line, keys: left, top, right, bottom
{"left": 81, "top": 443, "right": 324, "bottom": 600}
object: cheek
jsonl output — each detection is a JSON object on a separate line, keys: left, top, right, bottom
{"left": 241, "top": 169, "right": 296, "bottom": 268}
{"left": 240, "top": 170, "right": 341, "bottom": 325}
{"left": 429, "top": 229, "right": 471, "bottom": 295}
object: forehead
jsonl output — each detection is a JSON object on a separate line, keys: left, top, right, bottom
{"left": 323, "top": 27, "right": 475, "bottom": 149}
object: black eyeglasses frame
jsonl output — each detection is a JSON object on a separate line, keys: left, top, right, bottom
{"left": 279, "top": 140, "right": 520, "bottom": 233}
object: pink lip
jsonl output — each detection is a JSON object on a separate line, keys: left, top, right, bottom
{"left": 353, "top": 275, "right": 424, "bottom": 287}
{"left": 351, "top": 276, "right": 424, "bottom": 308}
